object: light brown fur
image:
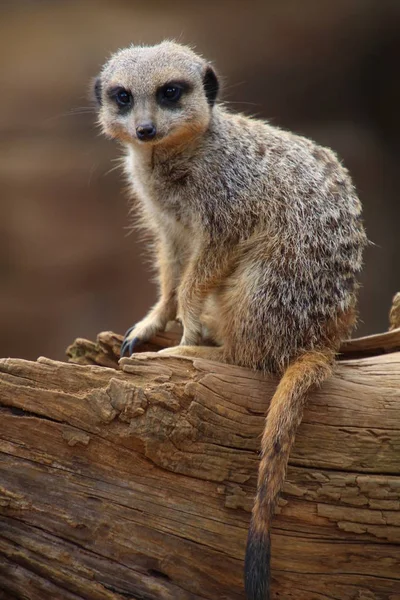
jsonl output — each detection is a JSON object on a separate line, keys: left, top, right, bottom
{"left": 94, "top": 41, "right": 367, "bottom": 600}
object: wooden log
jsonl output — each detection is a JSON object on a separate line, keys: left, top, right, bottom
{"left": 1, "top": 334, "right": 400, "bottom": 599}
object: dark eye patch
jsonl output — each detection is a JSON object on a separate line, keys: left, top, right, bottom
{"left": 107, "top": 86, "right": 133, "bottom": 111}
{"left": 157, "top": 80, "right": 191, "bottom": 108}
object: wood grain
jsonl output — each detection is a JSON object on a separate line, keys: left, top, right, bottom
{"left": 1, "top": 346, "right": 399, "bottom": 599}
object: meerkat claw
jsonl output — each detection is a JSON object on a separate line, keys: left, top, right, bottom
{"left": 124, "top": 325, "right": 135, "bottom": 337}
{"left": 120, "top": 331, "right": 141, "bottom": 357}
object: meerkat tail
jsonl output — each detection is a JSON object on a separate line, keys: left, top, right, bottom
{"left": 244, "top": 350, "right": 334, "bottom": 600}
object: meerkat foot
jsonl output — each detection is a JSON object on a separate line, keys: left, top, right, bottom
{"left": 158, "top": 345, "right": 225, "bottom": 362}
{"left": 121, "top": 312, "right": 170, "bottom": 356}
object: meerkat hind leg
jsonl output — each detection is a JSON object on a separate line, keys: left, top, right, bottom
{"left": 158, "top": 345, "right": 226, "bottom": 362}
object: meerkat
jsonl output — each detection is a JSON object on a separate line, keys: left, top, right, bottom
{"left": 94, "top": 41, "right": 367, "bottom": 600}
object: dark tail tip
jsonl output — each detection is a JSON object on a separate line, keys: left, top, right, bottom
{"left": 244, "top": 522, "right": 271, "bottom": 600}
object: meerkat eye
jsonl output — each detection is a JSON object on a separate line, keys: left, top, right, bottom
{"left": 115, "top": 89, "right": 132, "bottom": 107}
{"left": 157, "top": 82, "right": 189, "bottom": 107}
{"left": 107, "top": 86, "right": 133, "bottom": 109}
{"left": 163, "top": 86, "right": 182, "bottom": 101}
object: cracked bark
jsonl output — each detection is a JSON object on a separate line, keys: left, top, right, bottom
{"left": 0, "top": 313, "right": 400, "bottom": 599}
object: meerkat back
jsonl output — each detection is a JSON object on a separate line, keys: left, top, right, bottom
{"left": 94, "top": 41, "right": 367, "bottom": 600}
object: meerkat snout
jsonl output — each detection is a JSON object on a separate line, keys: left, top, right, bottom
{"left": 136, "top": 123, "right": 157, "bottom": 141}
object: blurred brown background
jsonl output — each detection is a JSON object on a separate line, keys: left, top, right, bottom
{"left": 0, "top": 0, "right": 399, "bottom": 361}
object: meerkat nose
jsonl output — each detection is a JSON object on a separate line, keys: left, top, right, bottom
{"left": 136, "top": 123, "right": 156, "bottom": 141}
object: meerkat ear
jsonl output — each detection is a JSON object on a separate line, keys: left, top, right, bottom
{"left": 203, "top": 65, "right": 219, "bottom": 107}
{"left": 92, "top": 76, "right": 102, "bottom": 106}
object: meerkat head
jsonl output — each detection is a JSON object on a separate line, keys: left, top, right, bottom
{"left": 94, "top": 41, "right": 219, "bottom": 147}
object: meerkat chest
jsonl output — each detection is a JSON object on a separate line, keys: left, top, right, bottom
{"left": 126, "top": 153, "right": 193, "bottom": 224}
{"left": 126, "top": 150, "right": 194, "bottom": 235}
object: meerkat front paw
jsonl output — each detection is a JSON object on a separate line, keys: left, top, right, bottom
{"left": 120, "top": 315, "right": 165, "bottom": 356}
{"left": 120, "top": 298, "right": 178, "bottom": 356}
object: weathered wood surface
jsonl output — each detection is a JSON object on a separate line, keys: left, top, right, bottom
{"left": 1, "top": 335, "right": 400, "bottom": 599}
{"left": 66, "top": 323, "right": 400, "bottom": 368}
{"left": 339, "top": 326, "right": 400, "bottom": 360}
